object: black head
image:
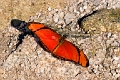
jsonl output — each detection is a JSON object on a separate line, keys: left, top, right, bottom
{"left": 11, "top": 19, "right": 30, "bottom": 33}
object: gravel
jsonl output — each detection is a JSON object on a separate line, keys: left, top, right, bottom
{"left": 0, "top": 0, "right": 120, "bottom": 80}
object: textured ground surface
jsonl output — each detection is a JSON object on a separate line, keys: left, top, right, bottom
{"left": 0, "top": 0, "right": 120, "bottom": 80}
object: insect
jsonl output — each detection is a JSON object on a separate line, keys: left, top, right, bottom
{"left": 10, "top": 19, "right": 89, "bottom": 67}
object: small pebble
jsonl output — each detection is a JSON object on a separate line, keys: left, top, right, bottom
{"left": 53, "top": 14, "right": 59, "bottom": 23}
{"left": 69, "top": 6, "right": 74, "bottom": 12}
{"left": 53, "top": 17, "right": 59, "bottom": 23}
{"left": 111, "top": 69, "right": 116, "bottom": 76}
{"left": 112, "top": 60, "right": 118, "bottom": 65}
{"left": 79, "top": 7, "right": 84, "bottom": 12}
{"left": 107, "top": 32, "right": 112, "bottom": 38}
{"left": 48, "top": 7, "right": 52, "bottom": 11}
{"left": 113, "top": 56, "right": 119, "bottom": 61}
{"left": 64, "top": 13, "right": 76, "bottom": 24}
{"left": 59, "top": 12, "right": 64, "bottom": 19}
{"left": 104, "top": 72, "right": 110, "bottom": 79}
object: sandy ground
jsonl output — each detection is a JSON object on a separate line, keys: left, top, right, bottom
{"left": 0, "top": 0, "right": 120, "bottom": 80}
{"left": 0, "top": 0, "right": 72, "bottom": 31}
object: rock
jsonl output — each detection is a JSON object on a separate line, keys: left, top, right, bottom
{"left": 81, "top": 9, "right": 120, "bottom": 34}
